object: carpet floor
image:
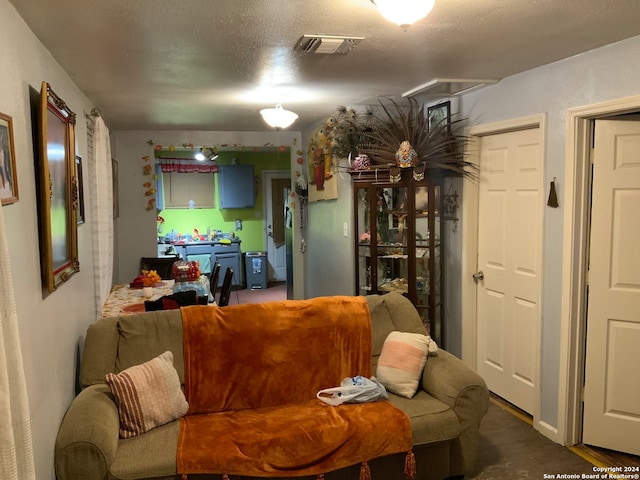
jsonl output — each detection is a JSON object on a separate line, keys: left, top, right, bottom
{"left": 470, "top": 400, "right": 596, "bottom": 479}
{"left": 223, "top": 282, "right": 287, "bottom": 306}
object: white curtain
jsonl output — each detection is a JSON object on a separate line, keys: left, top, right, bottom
{"left": 88, "top": 116, "right": 113, "bottom": 318}
{"left": 0, "top": 202, "right": 36, "bottom": 480}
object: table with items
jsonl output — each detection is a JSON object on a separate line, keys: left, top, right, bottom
{"left": 101, "top": 281, "right": 176, "bottom": 317}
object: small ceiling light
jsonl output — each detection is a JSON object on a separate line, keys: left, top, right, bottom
{"left": 371, "top": 0, "right": 435, "bottom": 29}
{"left": 260, "top": 104, "right": 299, "bottom": 130}
{"left": 194, "top": 147, "right": 219, "bottom": 162}
{"left": 194, "top": 148, "right": 206, "bottom": 161}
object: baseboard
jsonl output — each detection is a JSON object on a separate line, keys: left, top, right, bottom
{"left": 536, "top": 419, "right": 560, "bottom": 444}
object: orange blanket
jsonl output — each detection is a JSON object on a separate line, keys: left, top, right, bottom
{"left": 178, "top": 296, "right": 414, "bottom": 478}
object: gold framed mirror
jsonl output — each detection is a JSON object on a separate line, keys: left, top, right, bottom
{"left": 37, "top": 81, "right": 79, "bottom": 293}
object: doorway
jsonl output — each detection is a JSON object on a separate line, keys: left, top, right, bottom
{"left": 263, "top": 171, "right": 290, "bottom": 282}
{"left": 560, "top": 97, "right": 640, "bottom": 455}
{"left": 462, "top": 115, "right": 545, "bottom": 421}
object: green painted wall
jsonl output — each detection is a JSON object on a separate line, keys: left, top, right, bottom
{"left": 157, "top": 150, "right": 289, "bottom": 253}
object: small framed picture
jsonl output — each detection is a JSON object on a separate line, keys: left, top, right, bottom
{"left": 76, "top": 155, "right": 85, "bottom": 224}
{"left": 0, "top": 112, "right": 18, "bottom": 205}
{"left": 427, "top": 101, "right": 451, "bottom": 133}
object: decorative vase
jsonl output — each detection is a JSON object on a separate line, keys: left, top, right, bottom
{"left": 142, "top": 286, "right": 154, "bottom": 299}
{"left": 352, "top": 154, "right": 371, "bottom": 170}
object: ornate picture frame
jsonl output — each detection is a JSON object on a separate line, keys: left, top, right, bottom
{"left": 37, "top": 81, "right": 79, "bottom": 293}
{"left": 0, "top": 112, "right": 19, "bottom": 205}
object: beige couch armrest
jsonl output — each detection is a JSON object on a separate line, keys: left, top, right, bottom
{"left": 55, "top": 384, "right": 119, "bottom": 480}
{"left": 421, "top": 349, "right": 489, "bottom": 474}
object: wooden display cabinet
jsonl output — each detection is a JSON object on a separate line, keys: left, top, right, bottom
{"left": 350, "top": 167, "right": 444, "bottom": 345}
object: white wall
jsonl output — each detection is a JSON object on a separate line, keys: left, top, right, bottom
{"left": 0, "top": 1, "right": 99, "bottom": 478}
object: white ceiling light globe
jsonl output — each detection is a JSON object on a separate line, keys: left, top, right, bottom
{"left": 372, "top": 0, "right": 436, "bottom": 29}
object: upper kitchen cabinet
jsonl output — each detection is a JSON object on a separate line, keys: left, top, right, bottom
{"left": 162, "top": 172, "right": 215, "bottom": 209}
{"left": 218, "top": 165, "right": 255, "bottom": 209}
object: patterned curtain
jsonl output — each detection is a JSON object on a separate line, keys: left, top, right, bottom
{"left": 0, "top": 202, "right": 36, "bottom": 480}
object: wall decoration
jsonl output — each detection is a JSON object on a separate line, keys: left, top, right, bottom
{"left": 112, "top": 158, "right": 119, "bottom": 218}
{"left": 0, "top": 112, "right": 18, "bottom": 205}
{"left": 75, "top": 155, "right": 85, "bottom": 224}
{"left": 427, "top": 101, "right": 451, "bottom": 133}
{"left": 36, "top": 81, "right": 79, "bottom": 293}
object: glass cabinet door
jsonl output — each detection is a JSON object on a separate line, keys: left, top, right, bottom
{"left": 376, "top": 185, "right": 409, "bottom": 295}
{"left": 414, "top": 184, "right": 442, "bottom": 342}
{"left": 355, "top": 187, "right": 372, "bottom": 295}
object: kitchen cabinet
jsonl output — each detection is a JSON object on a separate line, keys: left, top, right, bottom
{"left": 185, "top": 244, "right": 213, "bottom": 276}
{"left": 213, "top": 243, "right": 243, "bottom": 288}
{"left": 162, "top": 172, "right": 215, "bottom": 208}
{"left": 167, "top": 241, "right": 243, "bottom": 288}
{"left": 350, "top": 167, "right": 444, "bottom": 345}
{"left": 218, "top": 165, "right": 255, "bottom": 208}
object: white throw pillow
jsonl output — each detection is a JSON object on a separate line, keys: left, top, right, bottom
{"left": 376, "top": 331, "right": 435, "bottom": 398}
{"left": 106, "top": 350, "right": 188, "bottom": 438}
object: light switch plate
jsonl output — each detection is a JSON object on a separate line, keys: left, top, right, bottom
{"left": 343, "top": 222, "right": 348, "bottom": 237}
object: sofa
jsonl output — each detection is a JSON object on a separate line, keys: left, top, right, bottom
{"left": 55, "top": 293, "right": 489, "bottom": 480}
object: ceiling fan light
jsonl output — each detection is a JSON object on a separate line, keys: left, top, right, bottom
{"left": 371, "top": 0, "right": 435, "bottom": 29}
{"left": 260, "top": 104, "right": 299, "bottom": 130}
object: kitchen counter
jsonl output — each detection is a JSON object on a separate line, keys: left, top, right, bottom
{"left": 165, "top": 240, "right": 243, "bottom": 288}
{"left": 167, "top": 239, "right": 241, "bottom": 246}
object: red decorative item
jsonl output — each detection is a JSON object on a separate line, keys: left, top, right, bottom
{"left": 172, "top": 261, "right": 200, "bottom": 282}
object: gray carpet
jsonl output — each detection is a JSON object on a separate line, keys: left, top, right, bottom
{"left": 469, "top": 402, "right": 596, "bottom": 479}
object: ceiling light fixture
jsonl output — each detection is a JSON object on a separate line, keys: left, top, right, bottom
{"left": 194, "top": 147, "right": 219, "bottom": 162}
{"left": 194, "top": 148, "right": 206, "bottom": 161}
{"left": 260, "top": 104, "right": 299, "bottom": 130}
{"left": 371, "top": 0, "right": 435, "bottom": 29}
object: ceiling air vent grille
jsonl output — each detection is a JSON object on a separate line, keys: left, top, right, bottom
{"left": 295, "top": 35, "right": 364, "bottom": 55}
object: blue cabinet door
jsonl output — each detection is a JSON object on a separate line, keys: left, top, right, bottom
{"left": 218, "top": 165, "right": 255, "bottom": 208}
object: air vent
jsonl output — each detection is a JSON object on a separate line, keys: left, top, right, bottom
{"left": 295, "top": 35, "right": 364, "bottom": 55}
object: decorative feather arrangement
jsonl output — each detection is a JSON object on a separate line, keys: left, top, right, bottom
{"left": 331, "top": 98, "right": 477, "bottom": 178}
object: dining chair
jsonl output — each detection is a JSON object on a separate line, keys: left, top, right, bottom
{"left": 209, "top": 262, "right": 221, "bottom": 297}
{"left": 218, "top": 267, "right": 234, "bottom": 307}
{"left": 140, "top": 256, "right": 179, "bottom": 280}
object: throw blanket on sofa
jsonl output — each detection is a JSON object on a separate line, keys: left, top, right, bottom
{"left": 178, "top": 296, "right": 414, "bottom": 478}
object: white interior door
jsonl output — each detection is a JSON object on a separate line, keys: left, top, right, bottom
{"left": 264, "top": 172, "right": 289, "bottom": 282}
{"left": 476, "top": 127, "right": 543, "bottom": 415}
{"left": 582, "top": 118, "right": 640, "bottom": 455}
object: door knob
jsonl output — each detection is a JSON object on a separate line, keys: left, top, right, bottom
{"left": 473, "top": 271, "right": 484, "bottom": 282}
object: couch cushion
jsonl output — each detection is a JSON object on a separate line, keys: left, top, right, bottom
{"left": 106, "top": 351, "right": 188, "bottom": 438}
{"left": 366, "top": 293, "right": 427, "bottom": 358}
{"left": 388, "top": 390, "right": 461, "bottom": 445}
{"left": 110, "top": 421, "right": 180, "bottom": 479}
{"left": 116, "top": 310, "right": 185, "bottom": 383}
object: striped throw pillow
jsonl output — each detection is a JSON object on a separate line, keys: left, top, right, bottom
{"left": 106, "top": 351, "right": 188, "bottom": 438}
{"left": 376, "top": 331, "right": 432, "bottom": 398}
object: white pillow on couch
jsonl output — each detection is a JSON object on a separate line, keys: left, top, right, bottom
{"left": 376, "top": 331, "right": 437, "bottom": 398}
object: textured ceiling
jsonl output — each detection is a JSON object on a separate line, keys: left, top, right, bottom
{"left": 9, "top": 0, "right": 640, "bottom": 132}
